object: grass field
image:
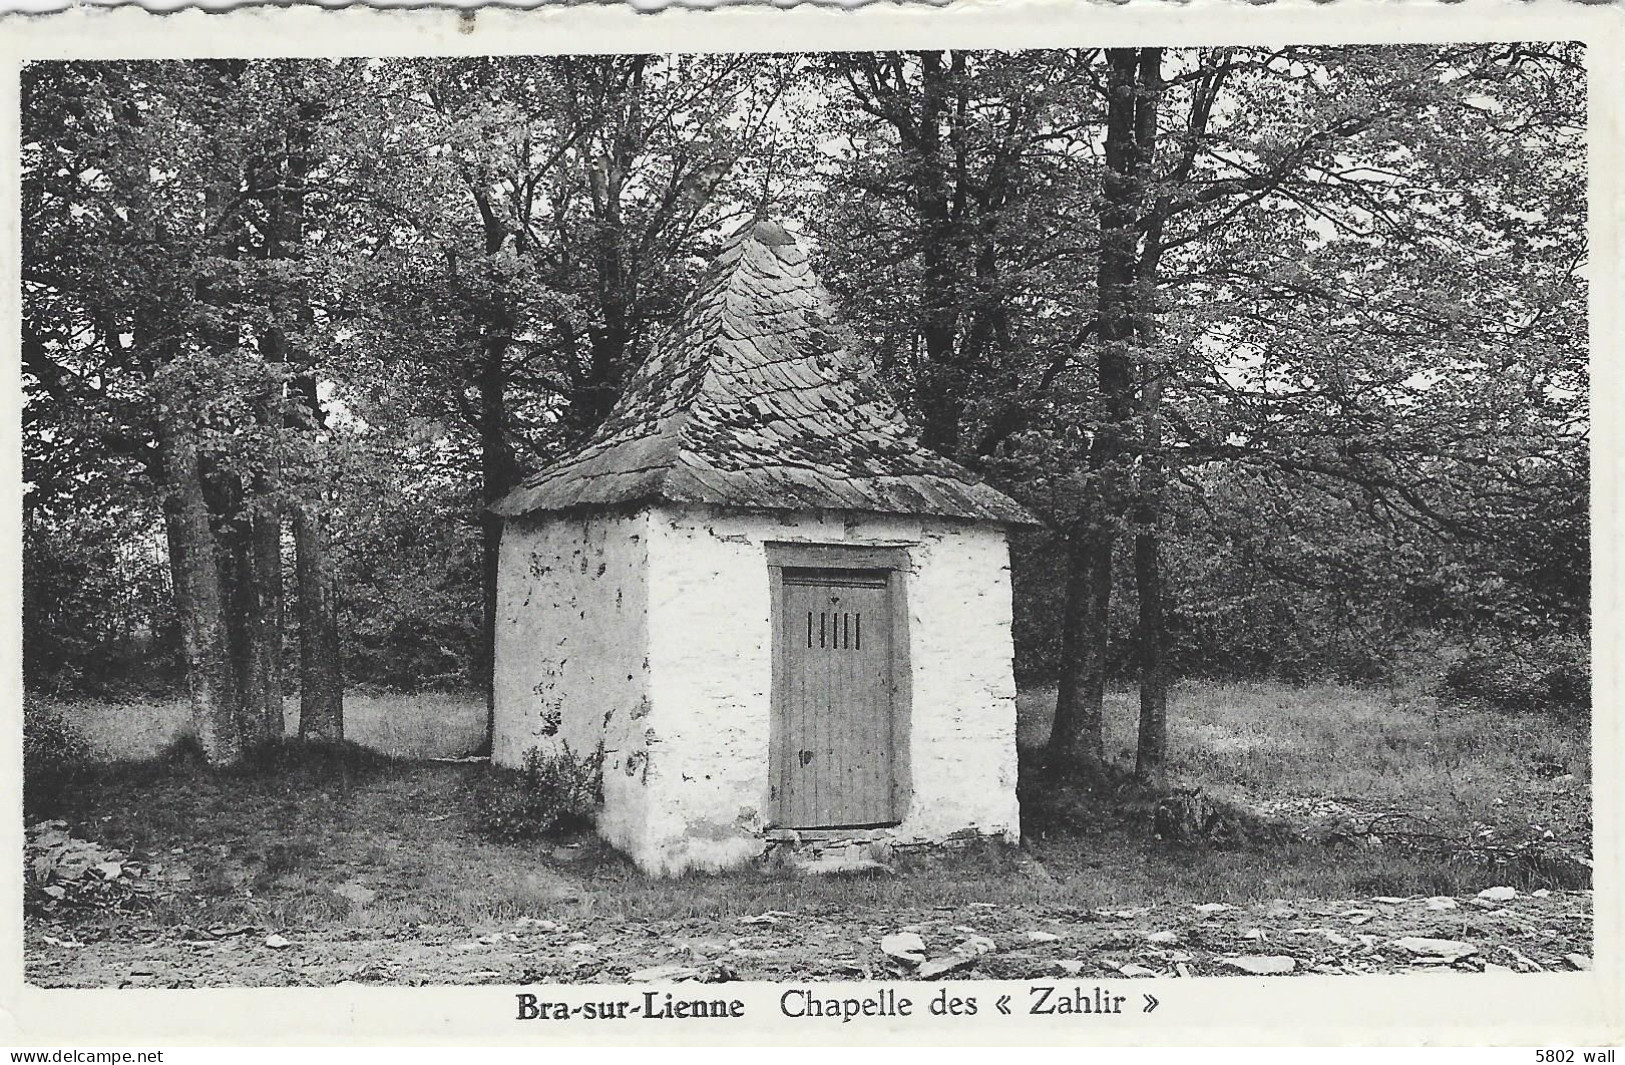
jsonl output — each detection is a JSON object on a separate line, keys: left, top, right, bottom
{"left": 43, "top": 677, "right": 1589, "bottom": 818}
{"left": 29, "top": 688, "right": 488, "bottom": 762}
{"left": 32, "top": 679, "right": 1591, "bottom": 918}
{"left": 1016, "top": 679, "right": 1590, "bottom": 839}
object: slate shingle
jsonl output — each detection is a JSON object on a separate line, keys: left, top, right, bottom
{"left": 491, "top": 219, "right": 1038, "bottom": 525}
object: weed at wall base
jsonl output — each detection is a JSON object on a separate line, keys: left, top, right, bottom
{"left": 467, "top": 743, "right": 604, "bottom": 843}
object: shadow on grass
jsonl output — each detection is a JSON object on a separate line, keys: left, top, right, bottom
{"left": 36, "top": 733, "right": 400, "bottom": 802}
{"left": 1015, "top": 746, "right": 1590, "bottom": 905}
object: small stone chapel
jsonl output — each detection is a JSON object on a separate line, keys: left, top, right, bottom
{"left": 490, "top": 220, "right": 1037, "bottom": 875}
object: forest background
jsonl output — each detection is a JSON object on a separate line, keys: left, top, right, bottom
{"left": 19, "top": 46, "right": 1590, "bottom": 780}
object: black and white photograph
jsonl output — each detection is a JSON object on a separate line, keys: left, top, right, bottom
{"left": 8, "top": 16, "right": 1609, "bottom": 1033}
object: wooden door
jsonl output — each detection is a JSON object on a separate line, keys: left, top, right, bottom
{"left": 775, "top": 568, "right": 896, "bottom": 828}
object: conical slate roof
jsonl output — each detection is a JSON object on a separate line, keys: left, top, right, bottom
{"left": 492, "top": 220, "right": 1037, "bottom": 525}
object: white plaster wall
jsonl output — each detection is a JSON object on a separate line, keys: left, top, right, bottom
{"left": 898, "top": 517, "right": 1022, "bottom": 843}
{"left": 491, "top": 510, "right": 653, "bottom": 855}
{"left": 639, "top": 505, "right": 1020, "bottom": 875}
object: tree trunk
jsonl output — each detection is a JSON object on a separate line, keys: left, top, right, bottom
{"left": 1131, "top": 47, "right": 1169, "bottom": 789}
{"left": 245, "top": 112, "right": 296, "bottom": 748}
{"left": 913, "top": 50, "right": 966, "bottom": 458}
{"left": 248, "top": 368, "right": 286, "bottom": 745}
{"left": 478, "top": 325, "right": 518, "bottom": 755}
{"left": 202, "top": 463, "right": 278, "bottom": 750}
{"left": 1133, "top": 528, "right": 1168, "bottom": 788}
{"left": 1131, "top": 365, "right": 1170, "bottom": 789}
{"left": 1043, "top": 48, "right": 1147, "bottom": 776}
{"left": 220, "top": 488, "right": 271, "bottom": 748}
{"left": 582, "top": 207, "right": 630, "bottom": 432}
{"left": 267, "top": 86, "right": 338, "bottom": 742}
{"left": 156, "top": 409, "right": 241, "bottom": 765}
{"left": 198, "top": 134, "right": 277, "bottom": 750}
{"left": 466, "top": 183, "right": 521, "bottom": 756}
{"left": 293, "top": 376, "right": 343, "bottom": 741}
{"left": 1047, "top": 521, "right": 1112, "bottom": 773}
{"left": 294, "top": 496, "right": 343, "bottom": 741}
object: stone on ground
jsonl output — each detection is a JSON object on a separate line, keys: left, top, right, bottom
{"left": 881, "top": 932, "right": 927, "bottom": 965}
{"left": 918, "top": 954, "right": 976, "bottom": 979}
{"left": 1389, "top": 937, "right": 1476, "bottom": 961}
{"left": 514, "top": 917, "right": 564, "bottom": 932}
{"left": 954, "top": 934, "right": 996, "bottom": 957}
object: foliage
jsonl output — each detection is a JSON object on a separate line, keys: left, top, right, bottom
{"left": 1013, "top": 676, "right": 1590, "bottom": 894}
{"left": 810, "top": 51, "right": 1102, "bottom": 460}
{"left": 23, "top": 507, "right": 181, "bottom": 695}
{"left": 21, "top": 49, "right": 1588, "bottom": 716}
{"left": 24, "top": 698, "right": 92, "bottom": 817}
{"left": 330, "top": 435, "right": 484, "bottom": 689}
{"left": 810, "top": 45, "right": 1588, "bottom": 705}
{"left": 469, "top": 744, "right": 604, "bottom": 843}
{"left": 1440, "top": 633, "right": 1591, "bottom": 724}
{"left": 1156, "top": 464, "right": 1421, "bottom": 683}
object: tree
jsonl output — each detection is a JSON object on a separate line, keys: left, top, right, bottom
{"left": 22, "top": 60, "right": 357, "bottom": 758}
{"left": 815, "top": 46, "right": 1586, "bottom": 783}
{"left": 24, "top": 61, "right": 252, "bottom": 762}
{"left": 263, "top": 64, "right": 346, "bottom": 740}
{"left": 813, "top": 50, "right": 1103, "bottom": 463}
{"left": 22, "top": 50, "right": 1586, "bottom": 783}
{"left": 1047, "top": 49, "right": 1161, "bottom": 777}
{"left": 328, "top": 54, "right": 795, "bottom": 741}
{"left": 1104, "top": 44, "right": 1584, "bottom": 780}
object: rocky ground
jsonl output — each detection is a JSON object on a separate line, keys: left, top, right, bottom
{"left": 26, "top": 882, "right": 1592, "bottom": 988}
